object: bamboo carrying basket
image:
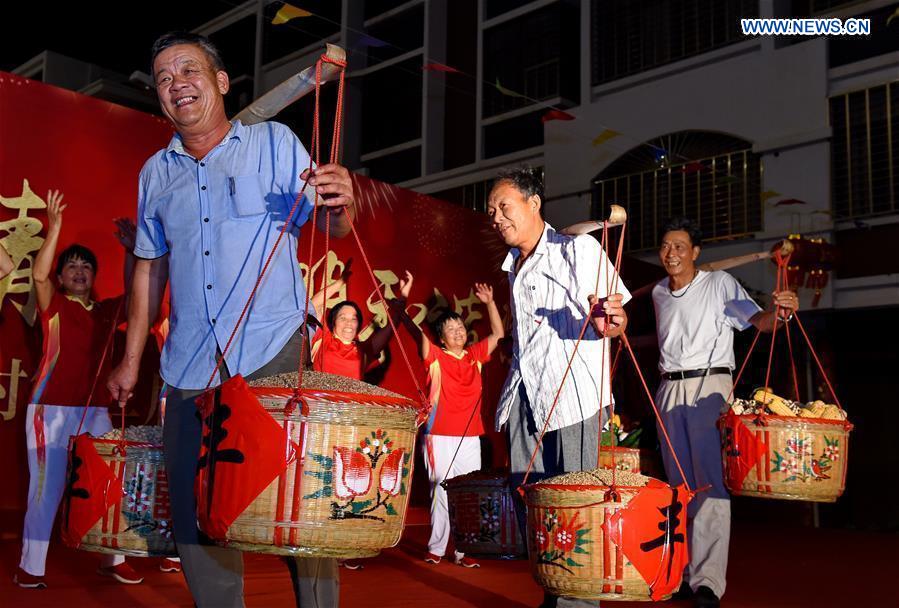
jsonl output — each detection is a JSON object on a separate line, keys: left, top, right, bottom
{"left": 524, "top": 481, "right": 667, "bottom": 602}
{"left": 443, "top": 472, "right": 525, "bottom": 559}
{"left": 70, "top": 438, "right": 177, "bottom": 557}
{"left": 598, "top": 447, "right": 664, "bottom": 479}
{"left": 720, "top": 412, "right": 851, "bottom": 502}
{"left": 217, "top": 387, "right": 420, "bottom": 558}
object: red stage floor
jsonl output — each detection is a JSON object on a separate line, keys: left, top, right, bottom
{"left": 2, "top": 521, "right": 895, "bottom": 607}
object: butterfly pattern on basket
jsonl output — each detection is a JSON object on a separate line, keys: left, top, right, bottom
{"left": 302, "top": 428, "right": 412, "bottom": 521}
{"left": 533, "top": 509, "right": 591, "bottom": 574}
{"left": 121, "top": 463, "right": 172, "bottom": 539}
{"left": 771, "top": 435, "right": 840, "bottom": 482}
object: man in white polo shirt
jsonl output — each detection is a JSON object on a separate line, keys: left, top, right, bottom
{"left": 652, "top": 217, "right": 799, "bottom": 608}
{"left": 489, "top": 166, "right": 630, "bottom": 608}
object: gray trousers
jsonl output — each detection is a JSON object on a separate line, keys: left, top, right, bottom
{"left": 507, "top": 382, "right": 601, "bottom": 608}
{"left": 164, "top": 330, "right": 338, "bottom": 608}
{"left": 656, "top": 373, "right": 732, "bottom": 599}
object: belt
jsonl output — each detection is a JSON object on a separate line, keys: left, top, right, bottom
{"left": 661, "top": 367, "right": 731, "bottom": 381}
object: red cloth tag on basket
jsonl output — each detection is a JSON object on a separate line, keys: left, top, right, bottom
{"left": 60, "top": 434, "right": 120, "bottom": 548}
{"left": 720, "top": 412, "right": 763, "bottom": 491}
{"left": 194, "top": 375, "right": 296, "bottom": 539}
{"left": 604, "top": 480, "right": 691, "bottom": 601}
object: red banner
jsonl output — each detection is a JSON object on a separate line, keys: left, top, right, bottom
{"left": 0, "top": 73, "right": 173, "bottom": 533}
{"left": 0, "top": 73, "right": 511, "bottom": 535}
{"left": 604, "top": 480, "right": 691, "bottom": 600}
{"left": 194, "top": 376, "right": 294, "bottom": 539}
{"left": 59, "top": 434, "right": 120, "bottom": 548}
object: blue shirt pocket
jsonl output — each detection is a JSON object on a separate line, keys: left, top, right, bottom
{"left": 230, "top": 174, "right": 268, "bottom": 218}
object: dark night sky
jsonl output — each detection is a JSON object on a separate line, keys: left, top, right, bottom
{"left": 1, "top": 2, "right": 239, "bottom": 74}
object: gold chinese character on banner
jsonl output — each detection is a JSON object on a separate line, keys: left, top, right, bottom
{"left": 0, "top": 358, "right": 29, "bottom": 421}
{"left": 0, "top": 179, "right": 47, "bottom": 326}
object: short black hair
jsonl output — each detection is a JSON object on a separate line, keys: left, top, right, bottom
{"left": 432, "top": 310, "right": 464, "bottom": 344}
{"left": 660, "top": 217, "right": 702, "bottom": 248}
{"left": 494, "top": 166, "right": 545, "bottom": 217}
{"left": 326, "top": 301, "right": 363, "bottom": 332}
{"left": 150, "top": 31, "right": 226, "bottom": 73}
{"left": 56, "top": 244, "right": 98, "bottom": 276}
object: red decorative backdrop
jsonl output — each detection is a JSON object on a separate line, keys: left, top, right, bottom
{"left": 0, "top": 73, "right": 510, "bottom": 536}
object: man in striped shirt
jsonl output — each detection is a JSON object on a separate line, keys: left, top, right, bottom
{"left": 488, "top": 167, "right": 630, "bottom": 608}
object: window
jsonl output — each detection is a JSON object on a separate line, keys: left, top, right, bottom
{"left": 830, "top": 82, "right": 899, "bottom": 220}
{"left": 364, "top": 4, "right": 424, "bottom": 67}
{"left": 443, "top": 0, "right": 478, "bottom": 170}
{"left": 592, "top": 132, "right": 762, "bottom": 251}
{"left": 361, "top": 57, "right": 423, "bottom": 154}
{"left": 483, "top": 1, "right": 580, "bottom": 118}
{"left": 485, "top": 0, "right": 538, "bottom": 20}
{"left": 364, "top": 146, "right": 421, "bottom": 184}
{"left": 790, "top": 0, "right": 867, "bottom": 15}
{"left": 829, "top": 3, "right": 899, "bottom": 68}
{"left": 365, "top": 0, "right": 418, "bottom": 20}
{"left": 591, "top": 0, "right": 758, "bottom": 86}
{"left": 431, "top": 177, "right": 496, "bottom": 213}
{"left": 483, "top": 109, "right": 545, "bottom": 158}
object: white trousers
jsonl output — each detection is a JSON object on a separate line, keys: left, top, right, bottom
{"left": 656, "top": 374, "right": 732, "bottom": 598}
{"left": 20, "top": 403, "right": 124, "bottom": 576}
{"left": 423, "top": 434, "right": 481, "bottom": 558}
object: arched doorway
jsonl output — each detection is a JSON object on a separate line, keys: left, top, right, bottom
{"left": 592, "top": 131, "right": 762, "bottom": 251}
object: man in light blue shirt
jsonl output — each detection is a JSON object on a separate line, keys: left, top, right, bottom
{"left": 108, "top": 32, "right": 355, "bottom": 608}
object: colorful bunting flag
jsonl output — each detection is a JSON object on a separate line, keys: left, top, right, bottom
{"left": 681, "top": 162, "right": 705, "bottom": 174}
{"left": 760, "top": 190, "right": 781, "bottom": 202}
{"left": 272, "top": 3, "right": 313, "bottom": 25}
{"left": 423, "top": 62, "right": 461, "bottom": 73}
{"left": 495, "top": 79, "right": 527, "bottom": 99}
{"left": 716, "top": 175, "right": 740, "bottom": 186}
{"left": 887, "top": 7, "right": 899, "bottom": 26}
{"left": 591, "top": 129, "right": 620, "bottom": 146}
{"left": 541, "top": 109, "right": 575, "bottom": 123}
{"left": 356, "top": 34, "right": 388, "bottom": 48}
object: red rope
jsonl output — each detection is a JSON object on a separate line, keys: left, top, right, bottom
{"left": 203, "top": 176, "right": 312, "bottom": 391}
{"left": 290, "top": 54, "right": 428, "bottom": 411}
{"left": 338, "top": 206, "right": 428, "bottom": 408}
{"left": 619, "top": 333, "right": 693, "bottom": 492}
{"left": 793, "top": 314, "right": 844, "bottom": 411}
{"left": 727, "top": 329, "right": 762, "bottom": 404}
{"left": 76, "top": 298, "right": 124, "bottom": 438}
{"left": 783, "top": 308, "right": 802, "bottom": 402}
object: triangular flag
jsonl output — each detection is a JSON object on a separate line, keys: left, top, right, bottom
{"left": 541, "top": 109, "right": 575, "bottom": 123}
{"left": 717, "top": 175, "right": 740, "bottom": 186}
{"left": 356, "top": 34, "right": 388, "bottom": 48}
{"left": 887, "top": 7, "right": 899, "bottom": 26}
{"left": 272, "top": 3, "right": 313, "bottom": 25}
{"left": 774, "top": 198, "right": 807, "bottom": 206}
{"left": 495, "top": 79, "right": 527, "bottom": 99}
{"left": 591, "top": 129, "right": 620, "bottom": 146}
{"left": 681, "top": 161, "right": 705, "bottom": 174}
{"left": 423, "top": 62, "right": 461, "bottom": 73}
{"left": 760, "top": 190, "right": 781, "bottom": 202}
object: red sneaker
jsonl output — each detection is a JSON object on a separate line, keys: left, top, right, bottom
{"left": 14, "top": 567, "right": 47, "bottom": 589}
{"left": 159, "top": 558, "right": 182, "bottom": 573}
{"left": 423, "top": 552, "right": 442, "bottom": 565}
{"left": 455, "top": 556, "right": 480, "bottom": 568}
{"left": 97, "top": 561, "right": 144, "bottom": 584}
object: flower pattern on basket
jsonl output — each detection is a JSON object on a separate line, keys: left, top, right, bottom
{"left": 771, "top": 435, "right": 840, "bottom": 482}
{"left": 302, "top": 428, "right": 411, "bottom": 521}
{"left": 120, "top": 464, "right": 170, "bottom": 539}
{"left": 533, "top": 508, "right": 591, "bottom": 574}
